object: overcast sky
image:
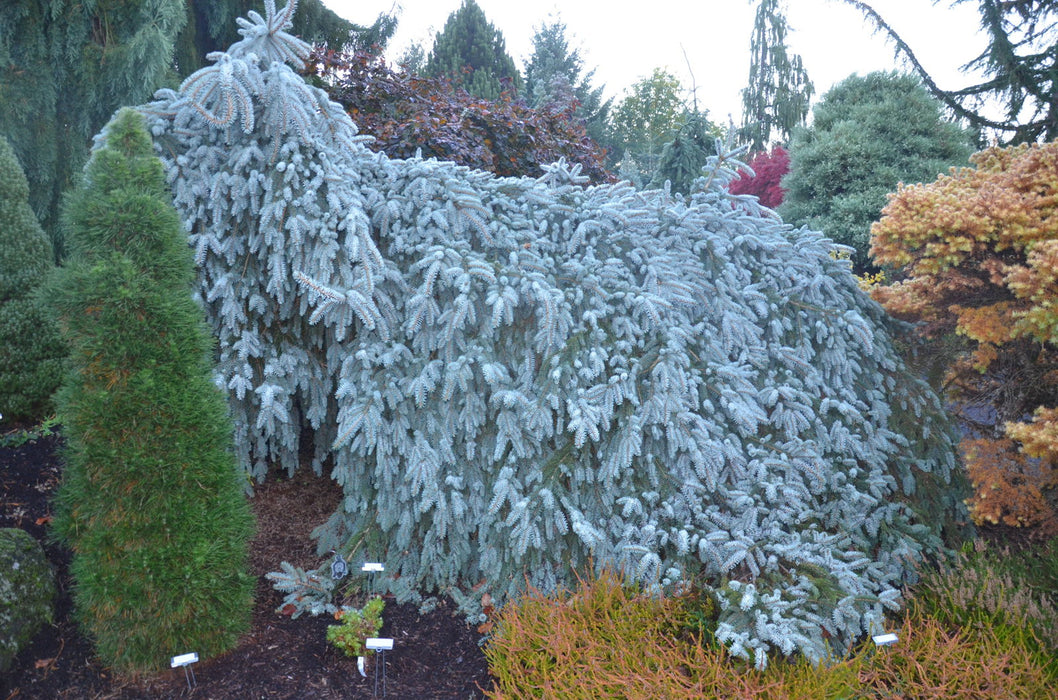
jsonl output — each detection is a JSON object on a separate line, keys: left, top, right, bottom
{"left": 321, "top": 0, "right": 988, "bottom": 124}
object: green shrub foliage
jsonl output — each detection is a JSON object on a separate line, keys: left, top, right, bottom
{"left": 781, "top": 71, "right": 973, "bottom": 271}
{"left": 141, "top": 2, "right": 968, "bottom": 667}
{"left": 0, "top": 136, "right": 64, "bottom": 423}
{"left": 48, "top": 108, "right": 254, "bottom": 675}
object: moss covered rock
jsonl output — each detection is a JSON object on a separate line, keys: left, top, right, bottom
{"left": 0, "top": 528, "right": 55, "bottom": 672}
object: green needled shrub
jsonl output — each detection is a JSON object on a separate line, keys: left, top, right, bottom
{"left": 0, "top": 136, "right": 65, "bottom": 424}
{"left": 47, "top": 108, "right": 255, "bottom": 676}
{"left": 326, "top": 596, "right": 385, "bottom": 658}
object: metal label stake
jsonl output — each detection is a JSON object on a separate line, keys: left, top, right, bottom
{"left": 170, "top": 652, "right": 199, "bottom": 689}
{"left": 366, "top": 638, "right": 393, "bottom": 698}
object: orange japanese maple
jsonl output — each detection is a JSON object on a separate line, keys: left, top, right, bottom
{"left": 871, "top": 141, "right": 1058, "bottom": 534}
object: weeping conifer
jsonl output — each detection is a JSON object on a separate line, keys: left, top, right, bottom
{"left": 142, "top": 1, "right": 969, "bottom": 668}
{"left": 48, "top": 108, "right": 254, "bottom": 675}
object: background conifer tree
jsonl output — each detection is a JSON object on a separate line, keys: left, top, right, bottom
{"left": 0, "top": 136, "right": 65, "bottom": 423}
{"left": 739, "top": 0, "right": 813, "bottom": 152}
{"left": 143, "top": 2, "right": 969, "bottom": 668}
{"left": 0, "top": 0, "right": 186, "bottom": 262}
{"left": 649, "top": 110, "right": 723, "bottom": 195}
{"left": 424, "top": 0, "right": 523, "bottom": 99}
{"left": 48, "top": 108, "right": 254, "bottom": 675}
{"left": 781, "top": 71, "right": 974, "bottom": 270}
{"left": 841, "top": 0, "right": 1058, "bottom": 143}
{"left": 523, "top": 18, "right": 611, "bottom": 146}
{"left": 173, "top": 0, "right": 387, "bottom": 73}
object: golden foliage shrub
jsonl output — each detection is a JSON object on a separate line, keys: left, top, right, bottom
{"left": 871, "top": 141, "right": 1058, "bottom": 531}
{"left": 960, "top": 438, "right": 1058, "bottom": 534}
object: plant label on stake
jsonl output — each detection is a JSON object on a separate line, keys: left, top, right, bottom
{"left": 170, "top": 652, "right": 199, "bottom": 689}
{"left": 366, "top": 638, "right": 394, "bottom": 697}
{"left": 362, "top": 562, "right": 384, "bottom": 594}
{"left": 872, "top": 632, "right": 898, "bottom": 646}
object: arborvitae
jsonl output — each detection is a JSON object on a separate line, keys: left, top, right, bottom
{"left": 0, "top": 136, "right": 65, "bottom": 423}
{"left": 143, "top": 2, "right": 969, "bottom": 668}
{"left": 48, "top": 108, "right": 254, "bottom": 675}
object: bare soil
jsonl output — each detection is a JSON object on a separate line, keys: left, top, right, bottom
{"left": 1, "top": 431, "right": 493, "bottom": 699}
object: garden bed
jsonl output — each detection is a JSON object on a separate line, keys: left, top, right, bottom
{"left": 1, "top": 432, "right": 492, "bottom": 699}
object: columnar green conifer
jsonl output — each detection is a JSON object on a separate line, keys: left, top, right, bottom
{"left": 425, "top": 0, "right": 523, "bottom": 99}
{"left": 0, "top": 136, "right": 64, "bottom": 423}
{"left": 48, "top": 109, "right": 254, "bottom": 675}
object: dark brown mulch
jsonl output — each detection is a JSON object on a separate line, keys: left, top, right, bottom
{"left": 1, "top": 430, "right": 494, "bottom": 699}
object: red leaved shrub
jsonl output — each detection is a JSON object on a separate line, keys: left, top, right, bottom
{"left": 728, "top": 146, "right": 789, "bottom": 209}
{"left": 305, "top": 49, "right": 613, "bottom": 184}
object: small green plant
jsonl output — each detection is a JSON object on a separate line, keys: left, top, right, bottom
{"left": 326, "top": 596, "right": 385, "bottom": 658}
{"left": 0, "top": 415, "right": 59, "bottom": 448}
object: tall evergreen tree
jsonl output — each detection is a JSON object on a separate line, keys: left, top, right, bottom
{"left": 781, "top": 71, "right": 974, "bottom": 270}
{"left": 145, "top": 3, "right": 967, "bottom": 669}
{"left": 424, "top": 0, "right": 523, "bottom": 100}
{"left": 523, "top": 18, "right": 611, "bottom": 145}
{"left": 739, "top": 0, "right": 814, "bottom": 152}
{"left": 841, "top": 0, "right": 1058, "bottom": 143}
{"left": 0, "top": 0, "right": 186, "bottom": 262}
{"left": 0, "top": 136, "right": 65, "bottom": 424}
{"left": 48, "top": 108, "right": 255, "bottom": 675}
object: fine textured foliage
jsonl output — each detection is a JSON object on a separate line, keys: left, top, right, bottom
{"left": 142, "top": 2, "right": 968, "bottom": 667}
{"left": 871, "top": 141, "right": 1058, "bottom": 533}
{"left": 782, "top": 71, "right": 974, "bottom": 270}
{"left": 48, "top": 108, "right": 254, "bottom": 675}
{"left": 0, "top": 136, "right": 64, "bottom": 423}
{"left": 909, "top": 540, "right": 1058, "bottom": 677}
{"left": 727, "top": 146, "right": 790, "bottom": 209}
{"left": 484, "top": 567, "right": 1052, "bottom": 699}
{"left": 306, "top": 49, "right": 611, "bottom": 184}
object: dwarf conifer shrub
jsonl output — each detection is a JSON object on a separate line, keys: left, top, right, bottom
{"left": 0, "top": 136, "right": 65, "bottom": 423}
{"left": 141, "top": 1, "right": 968, "bottom": 667}
{"left": 48, "top": 108, "right": 254, "bottom": 675}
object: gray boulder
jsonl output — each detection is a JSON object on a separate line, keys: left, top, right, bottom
{"left": 0, "top": 527, "right": 55, "bottom": 672}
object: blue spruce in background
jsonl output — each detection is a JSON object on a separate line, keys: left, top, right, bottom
{"left": 140, "top": 0, "right": 969, "bottom": 668}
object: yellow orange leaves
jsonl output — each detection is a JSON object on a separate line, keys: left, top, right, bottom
{"left": 952, "top": 302, "right": 1014, "bottom": 346}
{"left": 960, "top": 438, "right": 1057, "bottom": 533}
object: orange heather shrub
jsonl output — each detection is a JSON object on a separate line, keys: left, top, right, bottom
{"left": 870, "top": 141, "right": 1058, "bottom": 533}
{"left": 483, "top": 568, "right": 1052, "bottom": 699}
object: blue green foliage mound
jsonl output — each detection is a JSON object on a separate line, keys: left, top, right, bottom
{"left": 141, "top": 1, "right": 968, "bottom": 667}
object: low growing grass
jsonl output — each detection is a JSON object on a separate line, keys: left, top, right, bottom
{"left": 484, "top": 566, "right": 1053, "bottom": 699}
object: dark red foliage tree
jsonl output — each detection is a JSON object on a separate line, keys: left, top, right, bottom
{"left": 305, "top": 49, "right": 613, "bottom": 184}
{"left": 727, "top": 146, "right": 789, "bottom": 209}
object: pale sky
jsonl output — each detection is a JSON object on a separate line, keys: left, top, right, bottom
{"left": 321, "top": 0, "right": 988, "bottom": 125}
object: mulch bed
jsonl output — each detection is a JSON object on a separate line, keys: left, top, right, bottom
{"left": 1, "top": 431, "right": 494, "bottom": 699}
